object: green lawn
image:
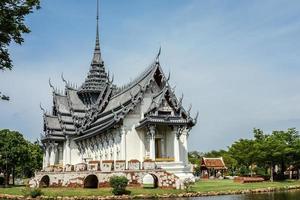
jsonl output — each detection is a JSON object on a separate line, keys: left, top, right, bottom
{"left": 1, "top": 179, "right": 300, "bottom": 197}
{"left": 192, "top": 179, "right": 300, "bottom": 192}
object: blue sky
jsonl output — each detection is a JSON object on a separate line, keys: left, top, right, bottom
{"left": 1, "top": 0, "right": 300, "bottom": 152}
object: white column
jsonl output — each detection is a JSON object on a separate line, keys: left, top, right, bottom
{"left": 67, "top": 137, "right": 71, "bottom": 164}
{"left": 43, "top": 146, "right": 49, "bottom": 168}
{"left": 65, "top": 137, "right": 71, "bottom": 164}
{"left": 42, "top": 151, "right": 46, "bottom": 169}
{"left": 174, "top": 128, "right": 180, "bottom": 162}
{"left": 120, "top": 128, "right": 126, "bottom": 161}
{"left": 139, "top": 132, "right": 145, "bottom": 161}
{"left": 148, "top": 125, "right": 156, "bottom": 160}
{"left": 113, "top": 133, "right": 117, "bottom": 162}
{"left": 58, "top": 146, "right": 63, "bottom": 164}
{"left": 46, "top": 146, "right": 50, "bottom": 167}
{"left": 49, "top": 143, "right": 56, "bottom": 165}
{"left": 181, "top": 129, "right": 189, "bottom": 164}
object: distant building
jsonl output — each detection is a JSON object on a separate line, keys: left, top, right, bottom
{"left": 36, "top": 1, "right": 198, "bottom": 189}
{"left": 200, "top": 157, "right": 227, "bottom": 178}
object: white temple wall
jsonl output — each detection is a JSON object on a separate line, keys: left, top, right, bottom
{"left": 138, "top": 129, "right": 146, "bottom": 161}
{"left": 140, "top": 92, "right": 153, "bottom": 118}
{"left": 123, "top": 106, "right": 143, "bottom": 161}
{"left": 125, "top": 126, "right": 142, "bottom": 161}
{"left": 70, "top": 139, "right": 81, "bottom": 164}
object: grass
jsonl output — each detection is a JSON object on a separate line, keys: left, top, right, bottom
{"left": 1, "top": 179, "right": 300, "bottom": 197}
{"left": 192, "top": 179, "right": 300, "bottom": 192}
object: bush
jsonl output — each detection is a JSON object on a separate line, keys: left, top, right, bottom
{"left": 183, "top": 178, "right": 194, "bottom": 192}
{"left": 109, "top": 176, "right": 130, "bottom": 195}
{"left": 22, "top": 187, "right": 43, "bottom": 198}
{"left": 239, "top": 165, "right": 250, "bottom": 176}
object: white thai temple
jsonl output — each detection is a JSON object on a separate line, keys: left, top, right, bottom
{"left": 40, "top": 1, "right": 198, "bottom": 183}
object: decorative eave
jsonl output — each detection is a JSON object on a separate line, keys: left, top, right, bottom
{"left": 136, "top": 115, "right": 192, "bottom": 129}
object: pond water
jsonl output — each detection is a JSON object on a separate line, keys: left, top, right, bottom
{"left": 167, "top": 190, "right": 300, "bottom": 200}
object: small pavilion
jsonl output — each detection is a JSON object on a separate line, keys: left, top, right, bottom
{"left": 200, "top": 157, "right": 227, "bottom": 179}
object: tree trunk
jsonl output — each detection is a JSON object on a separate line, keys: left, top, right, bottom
{"left": 4, "top": 172, "right": 9, "bottom": 187}
{"left": 12, "top": 167, "right": 15, "bottom": 185}
{"left": 270, "top": 163, "right": 274, "bottom": 182}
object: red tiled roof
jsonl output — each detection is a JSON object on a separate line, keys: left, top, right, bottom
{"left": 201, "top": 157, "right": 227, "bottom": 169}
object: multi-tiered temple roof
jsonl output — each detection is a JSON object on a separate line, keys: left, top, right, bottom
{"left": 41, "top": 5, "right": 198, "bottom": 144}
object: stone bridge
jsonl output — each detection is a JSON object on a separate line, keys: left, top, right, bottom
{"left": 34, "top": 169, "right": 179, "bottom": 189}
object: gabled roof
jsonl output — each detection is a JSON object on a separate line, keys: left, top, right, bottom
{"left": 201, "top": 157, "right": 227, "bottom": 170}
{"left": 44, "top": 115, "right": 61, "bottom": 130}
{"left": 66, "top": 88, "right": 87, "bottom": 111}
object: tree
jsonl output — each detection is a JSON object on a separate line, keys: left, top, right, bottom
{"left": 229, "top": 139, "right": 256, "bottom": 176}
{"left": 19, "top": 140, "right": 43, "bottom": 178}
{"left": 0, "top": 129, "right": 43, "bottom": 186}
{"left": 0, "top": 0, "right": 40, "bottom": 70}
{"left": 188, "top": 151, "right": 203, "bottom": 165}
{"left": 0, "top": 0, "right": 40, "bottom": 100}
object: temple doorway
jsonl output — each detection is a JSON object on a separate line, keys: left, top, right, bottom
{"left": 155, "top": 138, "right": 162, "bottom": 159}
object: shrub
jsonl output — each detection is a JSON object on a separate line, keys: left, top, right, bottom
{"left": 239, "top": 165, "right": 250, "bottom": 176}
{"left": 183, "top": 178, "right": 194, "bottom": 192}
{"left": 22, "top": 187, "right": 43, "bottom": 198}
{"left": 109, "top": 176, "right": 130, "bottom": 195}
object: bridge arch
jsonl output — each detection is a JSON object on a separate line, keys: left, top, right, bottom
{"left": 142, "top": 173, "right": 158, "bottom": 188}
{"left": 40, "top": 175, "right": 50, "bottom": 187}
{"left": 84, "top": 174, "right": 99, "bottom": 188}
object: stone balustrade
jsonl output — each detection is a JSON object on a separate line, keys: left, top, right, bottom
{"left": 42, "top": 159, "right": 158, "bottom": 172}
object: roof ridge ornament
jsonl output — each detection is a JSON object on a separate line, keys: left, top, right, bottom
{"left": 48, "top": 78, "right": 55, "bottom": 91}
{"left": 166, "top": 71, "right": 170, "bottom": 81}
{"left": 61, "top": 73, "right": 68, "bottom": 86}
{"left": 155, "top": 46, "right": 161, "bottom": 63}
{"left": 193, "top": 111, "right": 199, "bottom": 124}
{"left": 39, "top": 102, "right": 46, "bottom": 114}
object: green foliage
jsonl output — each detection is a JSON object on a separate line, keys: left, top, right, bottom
{"left": 183, "top": 178, "right": 194, "bottom": 192}
{"left": 0, "top": 129, "right": 43, "bottom": 185}
{"left": 191, "top": 127, "right": 300, "bottom": 180}
{"left": 188, "top": 151, "right": 203, "bottom": 165}
{"left": 109, "top": 176, "right": 130, "bottom": 195}
{"left": 0, "top": 0, "right": 40, "bottom": 70}
{"left": 239, "top": 165, "right": 250, "bottom": 176}
{"left": 22, "top": 187, "right": 43, "bottom": 198}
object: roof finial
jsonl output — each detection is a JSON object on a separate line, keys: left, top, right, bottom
{"left": 97, "top": 0, "right": 99, "bottom": 21}
{"left": 156, "top": 46, "right": 161, "bottom": 63}
{"left": 92, "top": 0, "right": 101, "bottom": 64}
